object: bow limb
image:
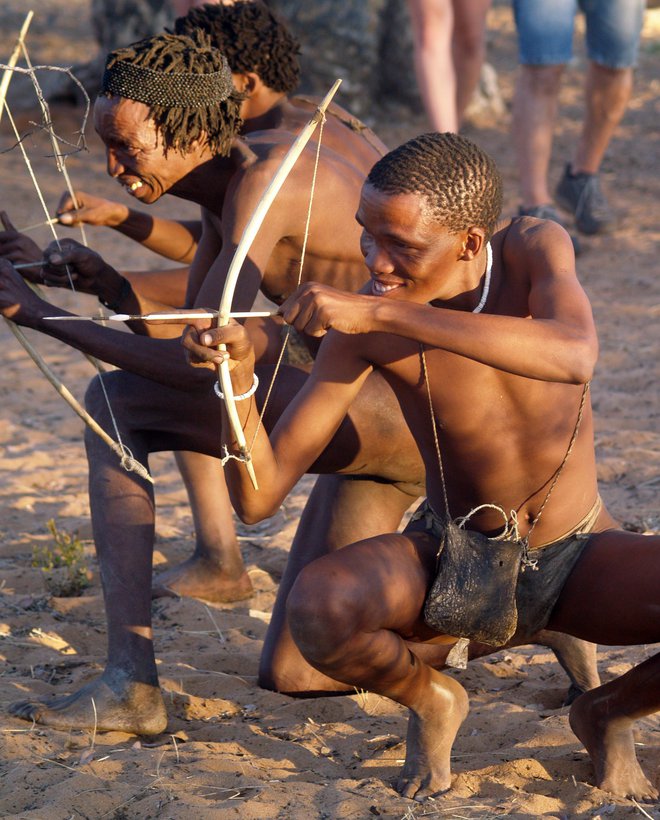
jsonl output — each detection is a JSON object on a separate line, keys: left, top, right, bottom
{"left": 1, "top": 16, "right": 152, "bottom": 483}
{"left": 217, "top": 78, "right": 342, "bottom": 491}
{"left": 0, "top": 11, "right": 33, "bottom": 121}
{"left": 2, "top": 319, "right": 153, "bottom": 483}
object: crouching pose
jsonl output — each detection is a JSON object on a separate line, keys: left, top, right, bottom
{"left": 184, "top": 132, "right": 659, "bottom": 801}
{"left": 1, "top": 34, "right": 598, "bottom": 739}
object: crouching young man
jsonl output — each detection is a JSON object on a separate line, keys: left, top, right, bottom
{"left": 184, "top": 132, "right": 659, "bottom": 801}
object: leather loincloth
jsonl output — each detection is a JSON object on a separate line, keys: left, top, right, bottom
{"left": 411, "top": 496, "right": 602, "bottom": 647}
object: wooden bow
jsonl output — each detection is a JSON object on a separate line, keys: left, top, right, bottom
{"left": 216, "top": 79, "right": 341, "bottom": 490}
{"left": 0, "top": 13, "right": 152, "bottom": 482}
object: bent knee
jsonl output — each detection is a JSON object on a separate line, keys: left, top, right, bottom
{"left": 286, "top": 562, "right": 361, "bottom": 667}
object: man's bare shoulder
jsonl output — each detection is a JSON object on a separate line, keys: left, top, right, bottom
{"left": 504, "top": 213, "right": 575, "bottom": 253}
{"left": 288, "top": 96, "right": 388, "bottom": 157}
{"left": 234, "top": 130, "right": 357, "bottom": 182}
{"left": 497, "top": 214, "right": 577, "bottom": 278}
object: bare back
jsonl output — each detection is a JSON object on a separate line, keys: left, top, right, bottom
{"left": 240, "top": 95, "right": 387, "bottom": 177}
{"left": 188, "top": 131, "right": 370, "bottom": 310}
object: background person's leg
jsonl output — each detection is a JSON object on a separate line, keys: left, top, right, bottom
{"left": 452, "top": 0, "right": 492, "bottom": 127}
{"left": 407, "top": 0, "right": 458, "bottom": 132}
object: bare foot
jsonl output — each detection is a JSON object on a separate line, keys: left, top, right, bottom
{"left": 569, "top": 690, "right": 658, "bottom": 800}
{"left": 8, "top": 669, "right": 167, "bottom": 735}
{"left": 396, "top": 669, "right": 469, "bottom": 800}
{"left": 152, "top": 555, "right": 254, "bottom": 603}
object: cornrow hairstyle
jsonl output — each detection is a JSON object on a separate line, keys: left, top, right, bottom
{"left": 102, "top": 30, "right": 244, "bottom": 157}
{"left": 173, "top": 1, "right": 300, "bottom": 94}
{"left": 366, "top": 132, "right": 503, "bottom": 240}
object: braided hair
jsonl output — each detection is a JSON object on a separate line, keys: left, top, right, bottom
{"left": 173, "top": 1, "right": 300, "bottom": 94}
{"left": 102, "top": 30, "right": 244, "bottom": 157}
{"left": 367, "top": 133, "right": 503, "bottom": 239}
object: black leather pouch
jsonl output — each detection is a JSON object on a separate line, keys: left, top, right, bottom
{"left": 423, "top": 518, "right": 523, "bottom": 647}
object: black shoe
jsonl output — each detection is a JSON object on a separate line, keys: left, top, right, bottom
{"left": 517, "top": 203, "right": 581, "bottom": 255}
{"left": 555, "top": 164, "right": 615, "bottom": 235}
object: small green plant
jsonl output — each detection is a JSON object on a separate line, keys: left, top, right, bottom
{"left": 32, "top": 518, "right": 90, "bottom": 597}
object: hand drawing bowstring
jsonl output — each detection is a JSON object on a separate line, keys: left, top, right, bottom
{"left": 0, "top": 14, "right": 152, "bottom": 482}
{"left": 217, "top": 79, "right": 342, "bottom": 490}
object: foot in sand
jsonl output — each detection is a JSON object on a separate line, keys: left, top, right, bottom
{"left": 396, "top": 669, "right": 469, "bottom": 800}
{"left": 152, "top": 555, "right": 254, "bottom": 603}
{"left": 8, "top": 669, "right": 168, "bottom": 735}
{"left": 569, "top": 689, "right": 658, "bottom": 800}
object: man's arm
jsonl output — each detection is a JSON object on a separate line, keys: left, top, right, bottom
{"left": 57, "top": 190, "right": 201, "bottom": 263}
{"left": 35, "top": 239, "right": 190, "bottom": 340}
{"left": 0, "top": 258, "right": 211, "bottom": 392}
{"left": 0, "top": 212, "right": 190, "bottom": 337}
{"left": 185, "top": 319, "right": 372, "bottom": 523}
{"left": 278, "top": 222, "right": 598, "bottom": 384}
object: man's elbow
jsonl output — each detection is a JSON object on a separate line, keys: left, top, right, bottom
{"left": 230, "top": 494, "right": 280, "bottom": 526}
{"left": 567, "top": 335, "right": 598, "bottom": 384}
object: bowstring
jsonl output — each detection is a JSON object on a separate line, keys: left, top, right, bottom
{"left": 246, "top": 113, "right": 327, "bottom": 453}
{"left": 1, "top": 60, "right": 151, "bottom": 482}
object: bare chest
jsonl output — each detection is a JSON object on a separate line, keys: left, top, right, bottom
{"left": 368, "top": 337, "right": 594, "bottom": 516}
{"left": 262, "top": 241, "right": 368, "bottom": 304}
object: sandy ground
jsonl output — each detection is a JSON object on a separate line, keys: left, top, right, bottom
{"left": 0, "top": 3, "right": 658, "bottom": 818}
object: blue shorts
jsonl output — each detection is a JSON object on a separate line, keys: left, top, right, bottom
{"left": 513, "top": 0, "right": 645, "bottom": 68}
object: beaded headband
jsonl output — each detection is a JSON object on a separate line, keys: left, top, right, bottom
{"left": 101, "top": 58, "right": 234, "bottom": 108}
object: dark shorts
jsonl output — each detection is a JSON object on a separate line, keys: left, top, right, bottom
{"left": 411, "top": 498, "right": 600, "bottom": 644}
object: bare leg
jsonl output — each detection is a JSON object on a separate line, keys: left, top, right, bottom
{"left": 261, "top": 471, "right": 601, "bottom": 702}
{"left": 152, "top": 317, "right": 290, "bottom": 603}
{"left": 153, "top": 451, "right": 253, "bottom": 603}
{"left": 7, "top": 370, "right": 241, "bottom": 733}
{"left": 259, "top": 474, "right": 420, "bottom": 693}
{"left": 547, "top": 529, "right": 660, "bottom": 799}
{"left": 570, "top": 654, "right": 659, "bottom": 800}
{"left": 9, "top": 373, "right": 169, "bottom": 734}
{"left": 532, "top": 629, "right": 600, "bottom": 704}
{"left": 452, "top": 0, "right": 492, "bottom": 126}
{"left": 512, "top": 63, "right": 564, "bottom": 208}
{"left": 407, "top": 0, "right": 459, "bottom": 132}
{"left": 287, "top": 530, "right": 467, "bottom": 799}
{"left": 573, "top": 63, "right": 633, "bottom": 174}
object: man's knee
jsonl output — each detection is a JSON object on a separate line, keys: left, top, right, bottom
{"left": 522, "top": 64, "right": 564, "bottom": 96}
{"left": 286, "top": 561, "right": 361, "bottom": 667}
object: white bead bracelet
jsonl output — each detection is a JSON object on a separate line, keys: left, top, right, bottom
{"left": 214, "top": 373, "right": 259, "bottom": 401}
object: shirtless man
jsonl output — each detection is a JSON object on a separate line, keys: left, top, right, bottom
{"left": 1, "top": 35, "right": 598, "bottom": 734}
{"left": 0, "top": 29, "right": 425, "bottom": 734}
{"left": 0, "top": 2, "right": 388, "bottom": 604}
{"left": 49, "top": 1, "right": 386, "bottom": 297}
{"left": 183, "top": 132, "right": 659, "bottom": 801}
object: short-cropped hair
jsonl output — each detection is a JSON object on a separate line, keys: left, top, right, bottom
{"left": 366, "top": 132, "right": 503, "bottom": 239}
